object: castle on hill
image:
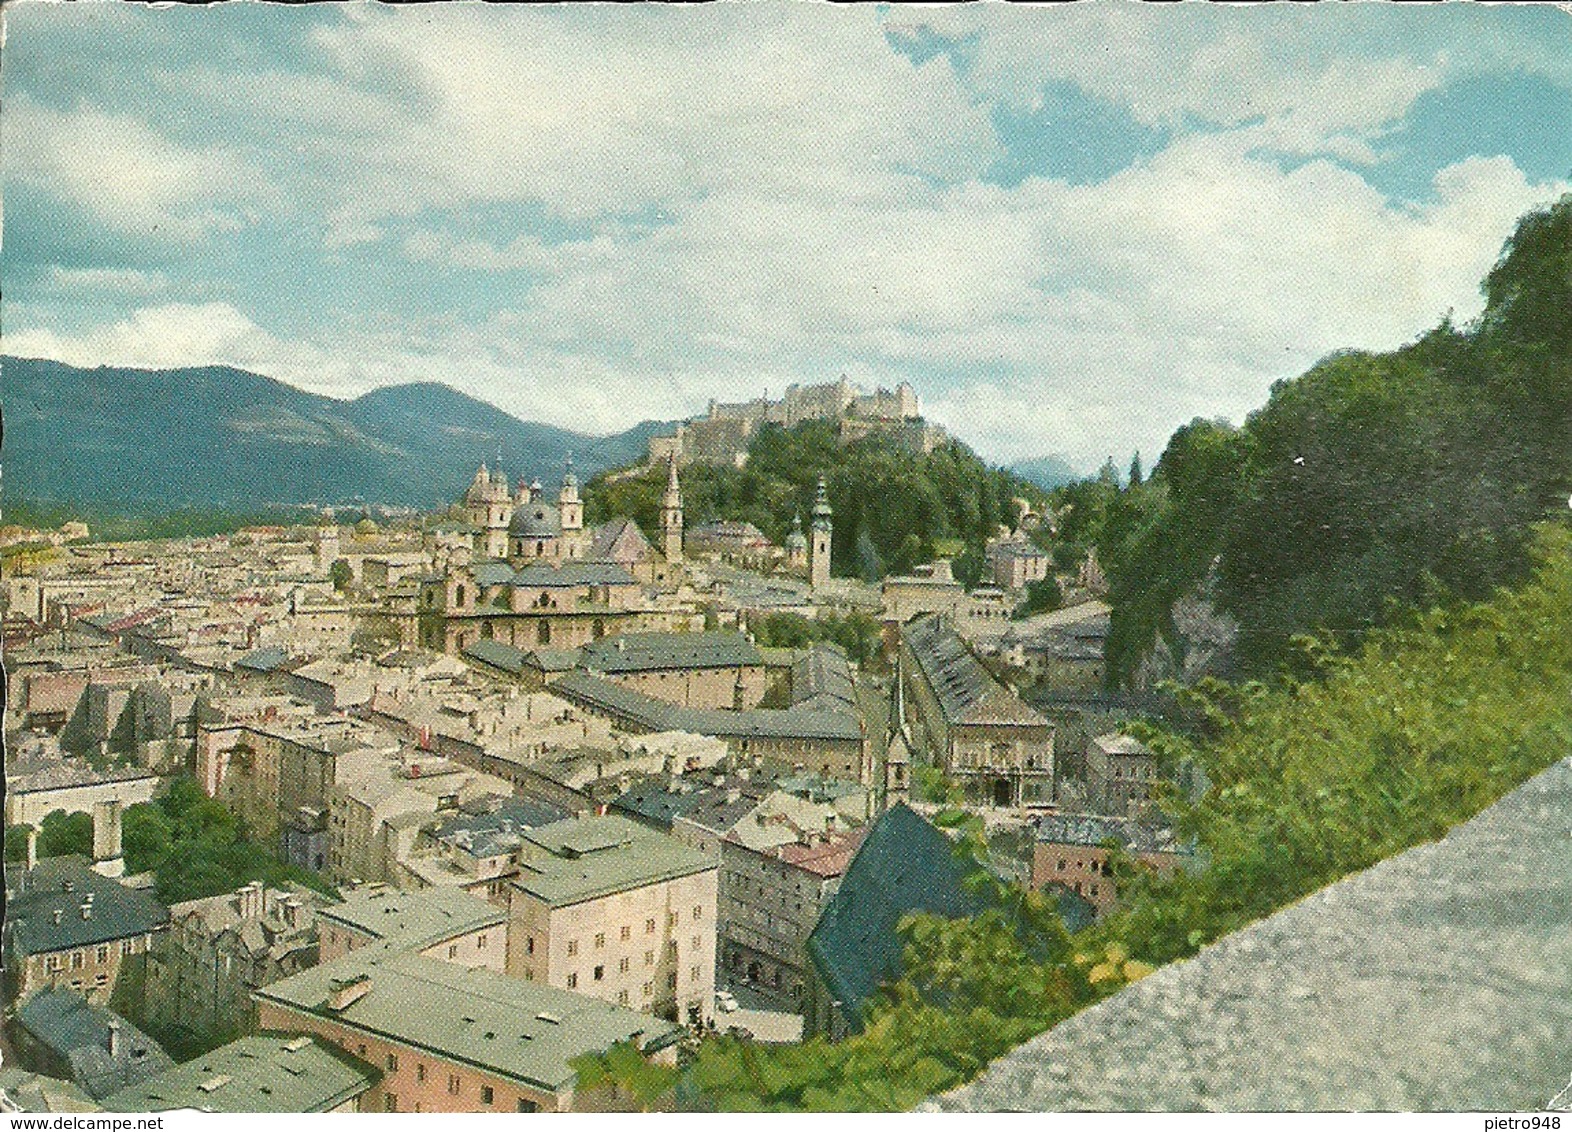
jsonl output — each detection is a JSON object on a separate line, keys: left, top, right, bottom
{"left": 649, "top": 376, "right": 946, "bottom": 469}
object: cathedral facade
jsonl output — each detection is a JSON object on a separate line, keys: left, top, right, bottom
{"left": 408, "top": 457, "right": 693, "bottom": 655}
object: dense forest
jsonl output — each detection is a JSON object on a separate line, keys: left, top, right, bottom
{"left": 1080, "top": 193, "right": 1572, "bottom": 684}
{"left": 584, "top": 421, "right": 1046, "bottom": 583}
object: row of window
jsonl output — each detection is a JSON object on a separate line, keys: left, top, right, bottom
{"left": 361, "top": 1046, "right": 538, "bottom": 1111}
{"left": 44, "top": 938, "right": 138, "bottom": 972}
{"left": 561, "top": 910, "right": 702, "bottom": 956}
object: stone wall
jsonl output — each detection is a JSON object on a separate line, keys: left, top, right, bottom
{"left": 924, "top": 758, "right": 1572, "bottom": 1111}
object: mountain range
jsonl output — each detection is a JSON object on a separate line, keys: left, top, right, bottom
{"left": 1, "top": 356, "right": 673, "bottom": 512}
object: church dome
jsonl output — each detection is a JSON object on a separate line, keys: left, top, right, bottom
{"left": 509, "top": 500, "right": 561, "bottom": 537}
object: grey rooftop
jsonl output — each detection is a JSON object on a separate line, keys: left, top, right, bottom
{"left": 925, "top": 758, "right": 1572, "bottom": 1112}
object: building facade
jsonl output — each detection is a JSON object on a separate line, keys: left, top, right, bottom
{"left": 898, "top": 614, "right": 1055, "bottom": 807}
{"left": 506, "top": 815, "right": 719, "bottom": 1028}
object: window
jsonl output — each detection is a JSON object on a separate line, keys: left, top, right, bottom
{"left": 526, "top": 936, "right": 535, "bottom": 955}
{"left": 667, "top": 940, "right": 678, "bottom": 956}
{"left": 121, "top": 940, "right": 135, "bottom": 956}
{"left": 477, "top": 934, "right": 487, "bottom": 950}
{"left": 447, "top": 1074, "right": 461, "bottom": 1096}
{"left": 481, "top": 1086, "right": 494, "bottom": 1106}
{"left": 448, "top": 945, "right": 458, "bottom": 960}
{"left": 645, "top": 918, "right": 656, "bottom": 934}
{"left": 567, "top": 939, "right": 579, "bottom": 956}
{"left": 668, "top": 911, "right": 679, "bottom": 927}
{"left": 386, "top": 1054, "right": 398, "bottom": 1072}
{"left": 617, "top": 990, "right": 629, "bottom": 1005}
{"left": 594, "top": 965, "right": 605, "bottom": 982}
{"left": 567, "top": 973, "right": 578, "bottom": 989}
{"left": 71, "top": 951, "right": 84, "bottom": 970}
{"left": 643, "top": 981, "right": 654, "bottom": 997}
{"left": 518, "top": 1099, "right": 538, "bottom": 1113}
{"left": 416, "top": 1065, "right": 426, "bottom": 1083}
{"left": 46, "top": 956, "right": 61, "bottom": 972}
{"left": 691, "top": 935, "right": 701, "bottom": 951}
{"left": 594, "top": 932, "right": 605, "bottom": 949}
{"left": 645, "top": 950, "right": 655, "bottom": 966}
{"left": 691, "top": 965, "right": 701, "bottom": 982}
{"left": 667, "top": 972, "right": 677, "bottom": 989}
{"left": 619, "top": 957, "right": 630, "bottom": 973}
{"left": 693, "top": 905, "right": 703, "bottom": 920}
{"left": 620, "top": 925, "right": 631, "bottom": 942}
{"left": 96, "top": 946, "right": 109, "bottom": 964}
{"left": 384, "top": 1095, "right": 397, "bottom": 1113}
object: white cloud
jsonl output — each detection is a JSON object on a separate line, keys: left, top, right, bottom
{"left": 7, "top": 4, "right": 1570, "bottom": 469}
{"left": 3, "top": 96, "right": 271, "bottom": 242}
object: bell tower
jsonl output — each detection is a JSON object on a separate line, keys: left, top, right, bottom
{"left": 810, "top": 474, "right": 832, "bottom": 589}
{"left": 661, "top": 452, "right": 684, "bottom": 564}
{"left": 558, "top": 457, "right": 584, "bottom": 558}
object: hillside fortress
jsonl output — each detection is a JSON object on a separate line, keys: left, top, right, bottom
{"left": 649, "top": 376, "right": 947, "bottom": 469}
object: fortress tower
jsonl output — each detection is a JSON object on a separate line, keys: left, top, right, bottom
{"left": 810, "top": 475, "right": 833, "bottom": 589}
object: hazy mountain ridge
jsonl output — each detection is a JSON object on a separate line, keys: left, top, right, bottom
{"left": 1, "top": 356, "right": 672, "bottom": 511}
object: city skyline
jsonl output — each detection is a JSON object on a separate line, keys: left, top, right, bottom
{"left": 4, "top": 2, "right": 1570, "bottom": 468}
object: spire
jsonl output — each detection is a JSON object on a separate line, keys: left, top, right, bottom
{"left": 562, "top": 453, "right": 578, "bottom": 491}
{"left": 811, "top": 474, "right": 833, "bottom": 530}
{"left": 666, "top": 450, "right": 681, "bottom": 495}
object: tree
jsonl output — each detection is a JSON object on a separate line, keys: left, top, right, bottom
{"left": 38, "top": 809, "right": 93, "bottom": 859}
{"left": 1014, "top": 577, "right": 1063, "bottom": 619}
{"left": 329, "top": 558, "right": 353, "bottom": 591}
{"left": 1128, "top": 452, "right": 1144, "bottom": 488}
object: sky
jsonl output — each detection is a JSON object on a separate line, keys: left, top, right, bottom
{"left": 4, "top": 2, "right": 1571, "bottom": 472}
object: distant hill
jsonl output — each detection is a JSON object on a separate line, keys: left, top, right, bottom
{"left": 0, "top": 357, "right": 672, "bottom": 512}
{"left": 1009, "top": 454, "right": 1081, "bottom": 490}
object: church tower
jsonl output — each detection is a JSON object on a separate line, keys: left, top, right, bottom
{"left": 661, "top": 452, "right": 684, "bottom": 564}
{"left": 809, "top": 474, "right": 832, "bottom": 589}
{"left": 785, "top": 512, "right": 808, "bottom": 573}
{"left": 558, "top": 458, "right": 584, "bottom": 559}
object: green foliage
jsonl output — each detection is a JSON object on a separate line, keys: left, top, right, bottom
{"left": 584, "top": 526, "right": 1572, "bottom": 1112}
{"left": 1014, "top": 576, "right": 1064, "bottom": 619}
{"left": 747, "top": 610, "right": 883, "bottom": 667}
{"left": 39, "top": 810, "right": 94, "bottom": 859}
{"left": 1094, "top": 194, "right": 1572, "bottom": 680}
{"left": 0, "top": 498, "right": 317, "bottom": 544}
{"left": 1096, "top": 525, "right": 1572, "bottom": 964}
{"left": 584, "top": 422, "right": 1041, "bottom": 581}
{"left": 122, "top": 776, "right": 332, "bottom": 905}
{"left": 329, "top": 558, "right": 354, "bottom": 591}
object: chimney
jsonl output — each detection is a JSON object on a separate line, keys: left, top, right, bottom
{"left": 107, "top": 1019, "right": 122, "bottom": 1058}
{"left": 53, "top": 909, "right": 63, "bottom": 925}
{"left": 327, "top": 974, "right": 373, "bottom": 1011}
{"left": 81, "top": 900, "right": 93, "bottom": 921}
{"left": 91, "top": 801, "right": 125, "bottom": 878}
{"left": 281, "top": 897, "right": 303, "bottom": 929}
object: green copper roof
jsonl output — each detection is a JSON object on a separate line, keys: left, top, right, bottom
{"left": 254, "top": 949, "right": 681, "bottom": 1093}
{"left": 512, "top": 814, "right": 715, "bottom": 908}
{"left": 99, "top": 1034, "right": 379, "bottom": 1113}
{"left": 806, "top": 805, "right": 989, "bottom": 1031}
{"left": 317, "top": 886, "right": 505, "bottom": 950}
